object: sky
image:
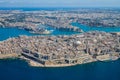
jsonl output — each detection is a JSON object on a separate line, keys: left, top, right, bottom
{"left": 0, "top": 0, "right": 120, "bottom": 8}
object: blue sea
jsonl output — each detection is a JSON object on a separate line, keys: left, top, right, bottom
{"left": 72, "top": 23, "right": 120, "bottom": 32}
{"left": 0, "top": 27, "right": 79, "bottom": 41}
{"left": 0, "top": 59, "right": 120, "bottom": 80}
{"left": 0, "top": 8, "right": 120, "bottom": 80}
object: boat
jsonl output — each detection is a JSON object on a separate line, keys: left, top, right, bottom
{"left": 30, "top": 29, "right": 53, "bottom": 35}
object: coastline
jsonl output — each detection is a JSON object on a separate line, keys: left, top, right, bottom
{"left": 0, "top": 53, "right": 19, "bottom": 59}
{"left": 28, "top": 59, "right": 96, "bottom": 67}
{"left": 0, "top": 55, "right": 95, "bottom": 67}
{"left": 26, "top": 54, "right": 97, "bottom": 67}
{"left": 7, "top": 53, "right": 118, "bottom": 67}
{"left": 0, "top": 53, "right": 99, "bottom": 67}
{"left": 23, "top": 54, "right": 119, "bottom": 67}
{"left": 0, "top": 55, "right": 119, "bottom": 67}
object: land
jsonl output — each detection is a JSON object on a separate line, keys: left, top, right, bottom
{"left": 0, "top": 53, "right": 19, "bottom": 59}
{"left": 0, "top": 8, "right": 120, "bottom": 67}
{"left": 0, "top": 31, "right": 120, "bottom": 67}
{"left": 0, "top": 8, "right": 120, "bottom": 34}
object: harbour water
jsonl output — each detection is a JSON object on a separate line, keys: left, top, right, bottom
{"left": 0, "top": 27, "right": 78, "bottom": 41}
{"left": 0, "top": 28, "right": 34, "bottom": 41}
{"left": 1, "top": 23, "right": 120, "bottom": 80}
{"left": 72, "top": 23, "right": 120, "bottom": 32}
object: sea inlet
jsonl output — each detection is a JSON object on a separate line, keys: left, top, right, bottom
{"left": 1, "top": 23, "right": 120, "bottom": 80}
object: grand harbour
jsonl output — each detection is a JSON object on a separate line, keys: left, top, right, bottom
{"left": 0, "top": 7, "right": 120, "bottom": 80}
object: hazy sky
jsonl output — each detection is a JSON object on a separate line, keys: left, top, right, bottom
{"left": 0, "top": 0, "right": 120, "bottom": 7}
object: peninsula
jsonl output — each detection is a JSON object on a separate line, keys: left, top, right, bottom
{"left": 0, "top": 31, "right": 120, "bottom": 67}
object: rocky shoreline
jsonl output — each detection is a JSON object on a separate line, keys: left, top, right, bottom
{"left": 0, "top": 53, "right": 19, "bottom": 59}
{"left": 0, "top": 31, "right": 120, "bottom": 67}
